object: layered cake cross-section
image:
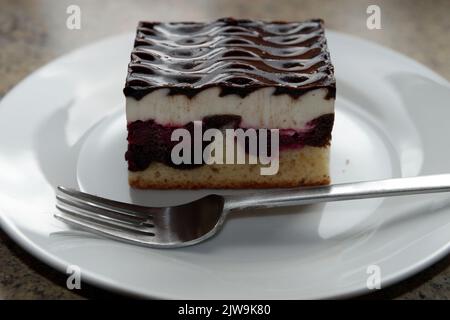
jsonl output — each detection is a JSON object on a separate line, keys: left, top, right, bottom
{"left": 124, "top": 18, "right": 336, "bottom": 189}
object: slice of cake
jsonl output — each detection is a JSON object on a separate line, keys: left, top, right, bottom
{"left": 124, "top": 18, "right": 335, "bottom": 189}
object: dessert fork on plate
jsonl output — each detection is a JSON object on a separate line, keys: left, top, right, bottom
{"left": 55, "top": 174, "right": 450, "bottom": 248}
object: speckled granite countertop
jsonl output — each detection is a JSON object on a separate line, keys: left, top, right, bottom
{"left": 0, "top": 0, "right": 449, "bottom": 299}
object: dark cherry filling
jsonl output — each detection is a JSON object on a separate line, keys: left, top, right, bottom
{"left": 125, "top": 114, "right": 334, "bottom": 171}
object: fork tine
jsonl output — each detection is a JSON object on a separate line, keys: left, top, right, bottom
{"left": 54, "top": 186, "right": 224, "bottom": 248}
{"left": 54, "top": 210, "right": 160, "bottom": 247}
{"left": 55, "top": 201, "right": 155, "bottom": 235}
{"left": 56, "top": 186, "right": 161, "bottom": 219}
{"left": 56, "top": 194, "right": 151, "bottom": 225}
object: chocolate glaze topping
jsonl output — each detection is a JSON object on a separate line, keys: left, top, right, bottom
{"left": 124, "top": 18, "right": 336, "bottom": 100}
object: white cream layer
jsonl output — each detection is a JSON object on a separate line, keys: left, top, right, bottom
{"left": 126, "top": 87, "right": 334, "bottom": 129}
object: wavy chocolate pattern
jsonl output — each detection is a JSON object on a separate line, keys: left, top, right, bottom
{"left": 124, "top": 18, "right": 336, "bottom": 100}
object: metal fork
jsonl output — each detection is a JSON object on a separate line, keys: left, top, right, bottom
{"left": 55, "top": 174, "right": 450, "bottom": 248}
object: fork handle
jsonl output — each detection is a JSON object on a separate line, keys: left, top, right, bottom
{"left": 223, "top": 174, "right": 450, "bottom": 212}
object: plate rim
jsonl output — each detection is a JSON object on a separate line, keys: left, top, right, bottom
{"left": 2, "top": 211, "right": 449, "bottom": 299}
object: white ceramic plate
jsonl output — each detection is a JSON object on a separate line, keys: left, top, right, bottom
{"left": 1, "top": 31, "right": 450, "bottom": 299}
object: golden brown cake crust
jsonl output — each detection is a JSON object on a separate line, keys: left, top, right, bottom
{"left": 129, "top": 179, "right": 330, "bottom": 189}
{"left": 128, "top": 147, "right": 330, "bottom": 189}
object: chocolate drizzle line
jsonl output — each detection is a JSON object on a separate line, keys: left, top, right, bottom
{"left": 123, "top": 18, "right": 336, "bottom": 100}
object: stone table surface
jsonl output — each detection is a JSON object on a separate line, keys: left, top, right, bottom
{"left": 0, "top": 0, "right": 449, "bottom": 299}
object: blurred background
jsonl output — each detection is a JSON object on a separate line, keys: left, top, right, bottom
{"left": 0, "top": 0, "right": 449, "bottom": 299}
